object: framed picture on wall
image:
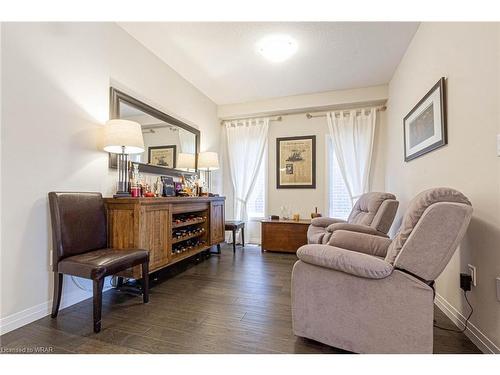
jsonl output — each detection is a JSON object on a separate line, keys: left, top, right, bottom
{"left": 148, "top": 145, "right": 177, "bottom": 168}
{"left": 403, "top": 77, "right": 447, "bottom": 162}
{"left": 276, "top": 135, "right": 316, "bottom": 189}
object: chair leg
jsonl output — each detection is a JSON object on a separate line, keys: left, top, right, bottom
{"left": 216, "top": 243, "right": 221, "bottom": 254}
{"left": 51, "top": 272, "right": 63, "bottom": 318}
{"left": 241, "top": 227, "right": 245, "bottom": 248}
{"left": 92, "top": 278, "right": 104, "bottom": 333}
{"left": 116, "top": 276, "right": 124, "bottom": 288}
{"left": 232, "top": 229, "right": 236, "bottom": 253}
{"left": 142, "top": 262, "right": 149, "bottom": 304}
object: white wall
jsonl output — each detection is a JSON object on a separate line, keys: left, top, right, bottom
{"left": 385, "top": 23, "right": 500, "bottom": 352}
{"left": 218, "top": 85, "right": 388, "bottom": 119}
{"left": 268, "top": 114, "right": 329, "bottom": 221}
{"left": 0, "top": 22, "right": 219, "bottom": 334}
{"left": 219, "top": 86, "right": 388, "bottom": 242}
{"left": 267, "top": 112, "right": 386, "bottom": 220}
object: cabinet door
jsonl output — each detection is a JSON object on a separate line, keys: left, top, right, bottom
{"left": 210, "top": 201, "right": 225, "bottom": 245}
{"left": 261, "top": 223, "right": 308, "bottom": 253}
{"left": 106, "top": 203, "right": 142, "bottom": 278}
{"left": 140, "top": 205, "right": 170, "bottom": 272}
{"left": 107, "top": 204, "right": 139, "bottom": 249}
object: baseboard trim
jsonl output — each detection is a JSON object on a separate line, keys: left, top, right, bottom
{"left": 434, "top": 292, "right": 500, "bottom": 354}
{"left": 0, "top": 284, "right": 111, "bottom": 336}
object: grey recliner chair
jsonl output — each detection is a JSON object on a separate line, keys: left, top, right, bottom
{"left": 292, "top": 188, "right": 472, "bottom": 353}
{"left": 307, "top": 192, "right": 399, "bottom": 245}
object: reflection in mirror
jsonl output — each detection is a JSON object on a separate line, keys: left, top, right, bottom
{"left": 119, "top": 101, "right": 196, "bottom": 170}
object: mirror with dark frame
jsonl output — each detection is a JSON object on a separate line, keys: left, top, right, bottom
{"left": 108, "top": 88, "right": 200, "bottom": 176}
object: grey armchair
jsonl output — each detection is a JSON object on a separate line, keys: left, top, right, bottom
{"left": 307, "top": 192, "right": 399, "bottom": 244}
{"left": 292, "top": 188, "right": 472, "bottom": 353}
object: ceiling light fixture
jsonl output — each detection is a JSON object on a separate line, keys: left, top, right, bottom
{"left": 257, "top": 34, "right": 298, "bottom": 63}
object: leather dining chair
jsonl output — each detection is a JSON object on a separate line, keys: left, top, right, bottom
{"left": 48, "top": 192, "right": 150, "bottom": 333}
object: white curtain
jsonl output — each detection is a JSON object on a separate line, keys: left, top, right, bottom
{"left": 224, "top": 118, "right": 269, "bottom": 229}
{"left": 326, "top": 108, "right": 376, "bottom": 203}
{"left": 178, "top": 128, "right": 196, "bottom": 154}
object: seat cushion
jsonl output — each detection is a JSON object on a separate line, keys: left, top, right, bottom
{"left": 225, "top": 220, "right": 245, "bottom": 230}
{"left": 308, "top": 218, "right": 347, "bottom": 244}
{"left": 297, "top": 244, "right": 393, "bottom": 279}
{"left": 326, "top": 222, "right": 387, "bottom": 237}
{"left": 328, "top": 230, "right": 392, "bottom": 257}
{"left": 58, "top": 248, "right": 149, "bottom": 279}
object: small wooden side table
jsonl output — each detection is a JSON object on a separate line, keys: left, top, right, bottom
{"left": 261, "top": 219, "right": 310, "bottom": 253}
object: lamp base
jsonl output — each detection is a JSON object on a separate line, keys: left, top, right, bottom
{"left": 115, "top": 150, "right": 131, "bottom": 199}
{"left": 113, "top": 191, "right": 131, "bottom": 198}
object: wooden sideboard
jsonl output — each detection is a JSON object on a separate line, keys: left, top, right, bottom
{"left": 261, "top": 219, "right": 310, "bottom": 253}
{"left": 104, "top": 196, "right": 225, "bottom": 279}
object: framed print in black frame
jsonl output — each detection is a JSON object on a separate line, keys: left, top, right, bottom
{"left": 276, "top": 135, "right": 316, "bottom": 189}
{"left": 403, "top": 77, "right": 447, "bottom": 162}
{"left": 148, "top": 145, "right": 177, "bottom": 168}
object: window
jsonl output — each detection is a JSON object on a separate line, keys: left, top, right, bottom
{"left": 247, "top": 154, "right": 266, "bottom": 219}
{"left": 327, "top": 136, "right": 352, "bottom": 220}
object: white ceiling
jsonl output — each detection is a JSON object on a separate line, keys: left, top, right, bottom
{"left": 119, "top": 22, "right": 419, "bottom": 105}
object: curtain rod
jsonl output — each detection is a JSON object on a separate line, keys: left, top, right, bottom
{"left": 219, "top": 104, "right": 386, "bottom": 124}
{"left": 306, "top": 105, "right": 387, "bottom": 119}
{"left": 220, "top": 116, "right": 282, "bottom": 125}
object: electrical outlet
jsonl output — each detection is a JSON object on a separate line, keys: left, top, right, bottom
{"left": 468, "top": 264, "right": 477, "bottom": 286}
{"left": 496, "top": 277, "right": 500, "bottom": 302}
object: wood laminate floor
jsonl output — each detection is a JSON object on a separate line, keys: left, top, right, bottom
{"left": 0, "top": 244, "right": 481, "bottom": 354}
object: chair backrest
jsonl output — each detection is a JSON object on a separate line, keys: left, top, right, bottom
{"left": 48, "top": 192, "right": 107, "bottom": 269}
{"left": 385, "top": 188, "right": 472, "bottom": 281}
{"left": 347, "top": 192, "right": 399, "bottom": 234}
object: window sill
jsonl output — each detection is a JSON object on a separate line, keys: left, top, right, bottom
{"left": 248, "top": 216, "right": 265, "bottom": 221}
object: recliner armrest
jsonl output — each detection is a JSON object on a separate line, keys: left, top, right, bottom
{"left": 310, "top": 217, "right": 346, "bottom": 228}
{"left": 327, "top": 230, "right": 393, "bottom": 257}
{"left": 326, "top": 222, "right": 389, "bottom": 237}
{"left": 296, "top": 244, "right": 393, "bottom": 279}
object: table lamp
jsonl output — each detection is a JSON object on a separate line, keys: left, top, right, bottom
{"left": 176, "top": 153, "right": 196, "bottom": 171}
{"left": 103, "top": 119, "right": 145, "bottom": 197}
{"left": 198, "top": 151, "right": 219, "bottom": 193}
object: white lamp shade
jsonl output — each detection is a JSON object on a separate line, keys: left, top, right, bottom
{"left": 177, "top": 153, "right": 196, "bottom": 170}
{"left": 198, "top": 151, "right": 219, "bottom": 171}
{"left": 103, "top": 119, "right": 145, "bottom": 154}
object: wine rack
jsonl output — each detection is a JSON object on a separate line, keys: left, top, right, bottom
{"left": 172, "top": 226, "right": 206, "bottom": 244}
{"left": 171, "top": 211, "right": 209, "bottom": 257}
{"left": 172, "top": 213, "right": 207, "bottom": 228}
